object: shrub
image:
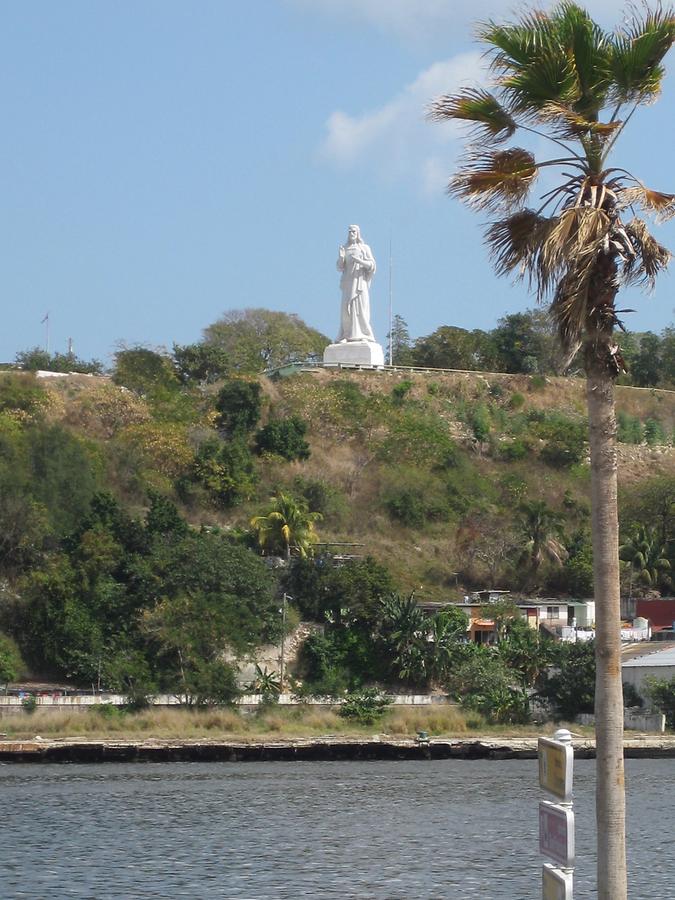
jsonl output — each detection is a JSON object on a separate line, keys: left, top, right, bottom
{"left": 391, "top": 380, "right": 413, "bottom": 405}
{"left": 292, "top": 476, "right": 347, "bottom": 525}
{"left": 643, "top": 676, "right": 675, "bottom": 728}
{"left": 499, "top": 438, "right": 528, "bottom": 461}
{"left": 617, "top": 411, "right": 643, "bottom": 444}
{"left": 0, "top": 633, "right": 25, "bottom": 683}
{"left": 339, "top": 688, "right": 391, "bottom": 725}
{"left": 255, "top": 417, "right": 310, "bottom": 461}
{"left": 382, "top": 469, "right": 450, "bottom": 526}
{"left": 21, "top": 695, "right": 37, "bottom": 713}
{"left": 644, "top": 418, "right": 667, "bottom": 446}
{"left": 469, "top": 403, "right": 491, "bottom": 443}
{"left": 0, "top": 373, "right": 48, "bottom": 418}
{"left": 378, "top": 411, "right": 458, "bottom": 468}
{"left": 508, "top": 392, "right": 525, "bottom": 410}
{"left": 532, "top": 415, "right": 587, "bottom": 468}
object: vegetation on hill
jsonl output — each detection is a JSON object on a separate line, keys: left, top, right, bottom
{"left": 0, "top": 362, "right": 670, "bottom": 693}
{"left": 2, "top": 307, "right": 675, "bottom": 716}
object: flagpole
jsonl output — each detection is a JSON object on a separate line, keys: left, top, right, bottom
{"left": 388, "top": 230, "right": 393, "bottom": 366}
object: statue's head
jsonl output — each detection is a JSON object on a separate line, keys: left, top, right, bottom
{"left": 347, "top": 224, "right": 361, "bottom": 244}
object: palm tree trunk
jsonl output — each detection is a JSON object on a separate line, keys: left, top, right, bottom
{"left": 586, "top": 364, "right": 627, "bottom": 900}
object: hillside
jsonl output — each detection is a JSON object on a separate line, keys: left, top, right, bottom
{"left": 28, "top": 365, "right": 675, "bottom": 598}
{"left": 3, "top": 362, "right": 675, "bottom": 708}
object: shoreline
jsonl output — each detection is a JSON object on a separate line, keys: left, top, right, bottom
{"left": 1, "top": 735, "right": 674, "bottom": 763}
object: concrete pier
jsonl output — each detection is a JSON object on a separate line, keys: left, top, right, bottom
{"left": 1, "top": 735, "right": 674, "bottom": 763}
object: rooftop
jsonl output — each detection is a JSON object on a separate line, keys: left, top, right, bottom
{"left": 622, "top": 643, "right": 675, "bottom": 668}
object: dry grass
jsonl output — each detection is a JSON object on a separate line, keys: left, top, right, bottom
{"left": 0, "top": 703, "right": 559, "bottom": 742}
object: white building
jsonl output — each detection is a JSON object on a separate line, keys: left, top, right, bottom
{"left": 622, "top": 644, "right": 675, "bottom": 701}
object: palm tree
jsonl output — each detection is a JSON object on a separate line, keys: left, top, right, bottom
{"left": 429, "top": 6, "right": 675, "bottom": 896}
{"left": 518, "top": 499, "right": 568, "bottom": 581}
{"left": 250, "top": 493, "right": 321, "bottom": 560}
{"left": 380, "top": 593, "right": 429, "bottom": 685}
{"left": 619, "top": 524, "right": 671, "bottom": 592}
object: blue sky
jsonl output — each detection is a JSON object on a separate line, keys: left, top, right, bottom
{"left": 1, "top": 0, "right": 674, "bottom": 365}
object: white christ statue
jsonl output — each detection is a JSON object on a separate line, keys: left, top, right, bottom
{"left": 336, "top": 224, "right": 376, "bottom": 342}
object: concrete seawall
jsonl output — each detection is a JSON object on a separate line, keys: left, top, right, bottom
{"left": 1, "top": 736, "right": 674, "bottom": 764}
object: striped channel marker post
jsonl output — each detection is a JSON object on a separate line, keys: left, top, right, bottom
{"left": 538, "top": 728, "right": 574, "bottom": 899}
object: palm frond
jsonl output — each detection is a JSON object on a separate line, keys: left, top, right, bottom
{"left": 544, "top": 206, "right": 612, "bottom": 350}
{"left": 611, "top": 6, "right": 675, "bottom": 103}
{"left": 539, "top": 102, "right": 620, "bottom": 139}
{"left": 539, "top": 206, "right": 610, "bottom": 295}
{"left": 481, "top": 4, "right": 615, "bottom": 117}
{"left": 426, "top": 89, "right": 516, "bottom": 141}
{"left": 619, "top": 186, "right": 675, "bottom": 221}
{"left": 484, "top": 210, "right": 551, "bottom": 277}
{"left": 623, "top": 217, "right": 672, "bottom": 288}
{"left": 449, "top": 148, "right": 537, "bottom": 211}
{"left": 554, "top": 2, "right": 614, "bottom": 115}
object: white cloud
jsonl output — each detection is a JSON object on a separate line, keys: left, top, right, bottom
{"left": 319, "top": 53, "right": 483, "bottom": 188}
{"left": 291, "top": 0, "right": 622, "bottom": 46}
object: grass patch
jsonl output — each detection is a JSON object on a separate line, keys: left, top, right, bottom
{"left": 0, "top": 703, "right": 577, "bottom": 742}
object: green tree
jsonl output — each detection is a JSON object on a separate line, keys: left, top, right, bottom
{"left": 659, "top": 325, "right": 675, "bottom": 386}
{"left": 621, "top": 475, "right": 675, "bottom": 548}
{"left": 539, "top": 640, "right": 596, "bottom": 721}
{"left": 412, "top": 325, "right": 495, "bottom": 371}
{"left": 15, "top": 347, "right": 104, "bottom": 375}
{"left": 141, "top": 594, "right": 241, "bottom": 706}
{"left": 285, "top": 555, "right": 395, "bottom": 626}
{"left": 203, "top": 308, "right": 329, "bottom": 373}
{"left": 445, "top": 644, "right": 529, "bottom": 723}
{"left": 254, "top": 416, "right": 310, "bottom": 461}
{"left": 186, "top": 437, "right": 258, "bottom": 508}
{"left": 619, "top": 525, "right": 671, "bottom": 592}
{"left": 643, "top": 676, "right": 675, "bottom": 728}
{"left": 498, "top": 618, "right": 553, "bottom": 688}
{"left": 112, "top": 347, "right": 178, "bottom": 395}
{"left": 630, "top": 332, "right": 661, "bottom": 386}
{"left": 380, "top": 593, "right": 428, "bottom": 686}
{"left": 430, "top": 9, "right": 675, "bottom": 890}
{"left": 27, "top": 425, "right": 100, "bottom": 536}
{"left": 172, "top": 342, "right": 230, "bottom": 385}
{"left": 215, "top": 379, "right": 262, "bottom": 436}
{"left": 517, "top": 500, "right": 567, "bottom": 582}
{"left": 386, "top": 315, "right": 414, "bottom": 366}
{"left": 250, "top": 493, "right": 321, "bottom": 560}
{"left": 492, "top": 312, "right": 543, "bottom": 374}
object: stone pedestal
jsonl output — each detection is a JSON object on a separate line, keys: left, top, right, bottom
{"left": 323, "top": 340, "right": 385, "bottom": 368}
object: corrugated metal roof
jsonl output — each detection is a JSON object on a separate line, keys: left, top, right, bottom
{"left": 622, "top": 645, "right": 675, "bottom": 668}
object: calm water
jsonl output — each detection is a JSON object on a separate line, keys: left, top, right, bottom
{"left": 1, "top": 758, "right": 672, "bottom": 898}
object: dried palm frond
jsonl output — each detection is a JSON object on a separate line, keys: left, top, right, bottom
{"left": 624, "top": 217, "right": 672, "bottom": 287}
{"left": 449, "top": 147, "right": 537, "bottom": 211}
{"left": 619, "top": 186, "right": 675, "bottom": 222}
{"left": 426, "top": 89, "right": 516, "bottom": 141}
{"left": 538, "top": 102, "right": 620, "bottom": 138}
{"left": 484, "top": 209, "right": 550, "bottom": 278}
{"left": 538, "top": 206, "right": 610, "bottom": 298}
